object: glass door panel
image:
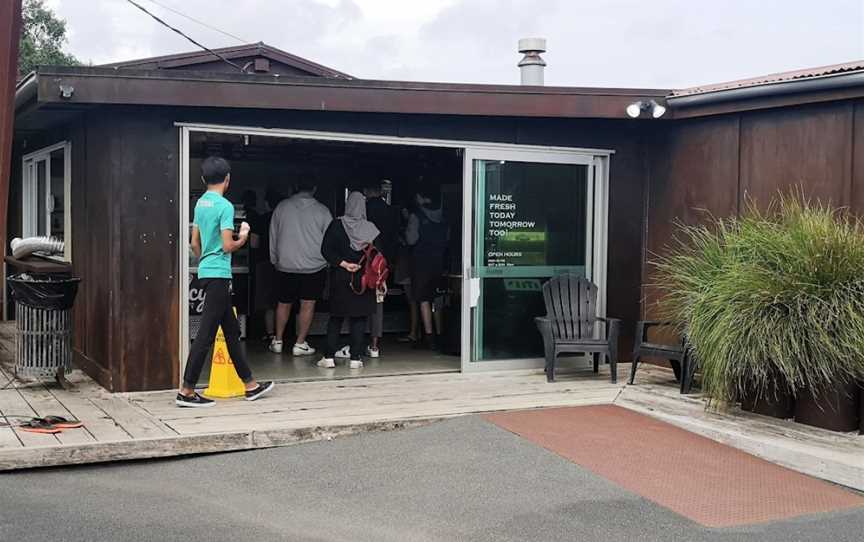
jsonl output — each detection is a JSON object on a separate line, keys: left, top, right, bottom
{"left": 49, "top": 148, "right": 66, "bottom": 240}
{"left": 36, "top": 159, "right": 48, "bottom": 236}
{"left": 471, "top": 157, "right": 593, "bottom": 362}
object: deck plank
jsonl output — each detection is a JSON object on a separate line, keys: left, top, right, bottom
{"left": 0, "top": 388, "right": 59, "bottom": 447}
{"left": 165, "top": 390, "right": 621, "bottom": 435}
{"left": 133, "top": 380, "right": 621, "bottom": 421}
{"left": 0, "top": 427, "right": 21, "bottom": 449}
{"left": 16, "top": 385, "right": 96, "bottom": 445}
{"left": 88, "top": 396, "right": 177, "bottom": 439}
{"left": 148, "top": 389, "right": 619, "bottom": 420}
{"left": 49, "top": 388, "right": 133, "bottom": 443}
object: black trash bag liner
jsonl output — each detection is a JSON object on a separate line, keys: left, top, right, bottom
{"left": 8, "top": 274, "right": 80, "bottom": 310}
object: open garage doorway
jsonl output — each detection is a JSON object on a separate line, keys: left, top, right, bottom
{"left": 183, "top": 130, "right": 464, "bottom": 382}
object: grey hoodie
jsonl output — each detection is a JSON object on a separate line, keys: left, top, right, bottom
{"left": 269, "top": 192, "right": 332, "bottom": 273}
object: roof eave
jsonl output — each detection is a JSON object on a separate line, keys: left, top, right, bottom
{"left": 14, "top": 71, "right": 38, "bottom": 111}
{"left": 28, "top": 67, "right": 670, "bottom": 120}
{"left": 667, "top": 71, "right": 864, "bottom": 117}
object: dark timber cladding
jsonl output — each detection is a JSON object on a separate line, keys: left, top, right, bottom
{"left": 643, "top": 99, "right": 864, "bottom": 321}
{"left": 69, "top": 111, "right": 178, "bottom": 391}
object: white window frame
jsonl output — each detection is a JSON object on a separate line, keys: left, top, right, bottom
{"left": 21, "top": 141, "right": 72, "bottom": 261}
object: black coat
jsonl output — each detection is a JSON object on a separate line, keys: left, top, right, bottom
{"left": 321, "top": 219, "right": 379, "bottom": 317}
{"left": 365, "top": 197, "right": 400, "bottom": 261}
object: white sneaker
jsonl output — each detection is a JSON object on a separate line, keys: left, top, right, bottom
{"left": 335, "top": 345, "right": 351, "bottom": 358}
{"left": 292, "top": 342, "right": 316, "bottom": 356}
{"left": 349, "top": 359, "right": 364, "bottom": 369}
{"left": 269, "top": 340, "right": 283, "bottom": 354}
{"left": 317, "top": 357, "right": 336, "bottom": 368}
{"left": 366, "top": 346, "right": 380, "bottom": 358}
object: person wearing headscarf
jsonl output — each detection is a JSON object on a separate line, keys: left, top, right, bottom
{"left": 319, "top": 191, "right": 381, "bottom": 369}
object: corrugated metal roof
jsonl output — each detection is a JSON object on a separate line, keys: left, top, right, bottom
{"left": 671, "top": 60, "right": 864, "bottom": 97}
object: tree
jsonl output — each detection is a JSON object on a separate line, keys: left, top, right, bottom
{"left": 18, "top": 0, "right": 79, "bottom": 75}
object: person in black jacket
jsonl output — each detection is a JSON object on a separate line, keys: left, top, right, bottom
{"left": 319, "top": 191, "right": 381, "bottom": 369}
{"left": 405, "top": 189, "right": 449, "bottom": 350}
{"left": 250, "top": 187, "right": 285, "bottom": 342}
{"left": 362, "top": 180, "right": 400, "bottom": 356}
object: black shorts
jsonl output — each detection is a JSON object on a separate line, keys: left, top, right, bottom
{"left": 411, "top": 268, "right": 443, "bottom": 303}
{"left": 274, "top": 270, "right": 326, "bottom": 303}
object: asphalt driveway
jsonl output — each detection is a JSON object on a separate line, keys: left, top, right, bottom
{"left": 1, "top": 415, "right": 862, "bottom": 542}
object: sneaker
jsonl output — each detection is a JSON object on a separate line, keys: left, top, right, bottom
{"left": 366, "top": 346, "right": 380, "bottom": 358}
{"left": 175, "top": 392, "right": 215, "bottom": 408}
{"left": 292, "top": 342, "right": 316, "bottom": 356}
{"left": 413, "top": 334, "right": 438, "bottom": 351}
{"left": 269, "top": 340, "right": 283, "bottom": 354}
{"left": 317, "top": 357, "right": 336, "bottom": 369}
{"left": 349, "top": 359, "right": 364, "bottom": 369}
{"left": 245, "top": 381, "right": 275, "bottom": 401}
{"left": 335, "top": 345, "right": 351, "bottom": 358}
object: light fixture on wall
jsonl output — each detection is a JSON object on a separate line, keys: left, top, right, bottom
{"left": 625, "top": 99, "right": 667, "bottom": 119}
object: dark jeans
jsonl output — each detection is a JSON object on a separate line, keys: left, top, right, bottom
{"left": 183, "top": 279, "right": 254, "bottom": 389}
{"left": 325, "top": 316, "right": 366, "bottom": 361}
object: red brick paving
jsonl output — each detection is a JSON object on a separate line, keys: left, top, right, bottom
{"left": 484, "top": 405, "right": 864, "bottom": 527}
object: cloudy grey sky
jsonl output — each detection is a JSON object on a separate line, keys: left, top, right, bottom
{"left": 48, "top": 0, "right": 864, "bottom": 89}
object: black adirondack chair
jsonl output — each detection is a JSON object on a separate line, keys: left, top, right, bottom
{"left": 628, "top": 320, "right": 696, "bottom": 394}
{"left": 535, "top": 275, "right": 621, "bottom": 383}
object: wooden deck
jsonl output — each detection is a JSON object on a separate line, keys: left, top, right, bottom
{"left": 0, "top": 335, "right": 624, "bottom": 470}
{"left": 1, "top": 317, "right": 862, "bottom": 489}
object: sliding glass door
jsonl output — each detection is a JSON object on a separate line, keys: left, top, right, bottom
{"left": 461, "top": 148, "right": 607, "bottom": 370}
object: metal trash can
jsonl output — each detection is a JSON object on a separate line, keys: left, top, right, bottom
{"left": 7, "top": 274, "right": 80, "bottom": 379}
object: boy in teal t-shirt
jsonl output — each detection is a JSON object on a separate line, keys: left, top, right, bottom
{"left": 194, "top": 190, "right": 234, "bottom": 279}
{"left": 177, "top": 156, "right": 274, "bottom": 408}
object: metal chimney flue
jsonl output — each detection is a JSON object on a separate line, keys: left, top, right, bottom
{"left": 518, "top": 38, "right": 546, "bottom": 86}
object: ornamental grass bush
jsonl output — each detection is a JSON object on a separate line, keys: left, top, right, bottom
{"left": 653, "top": 196, "right": 864, "bottom": 406}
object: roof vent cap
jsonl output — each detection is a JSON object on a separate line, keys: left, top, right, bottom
{"left": 518, "top": 38, "right": 547, "bottom": 86}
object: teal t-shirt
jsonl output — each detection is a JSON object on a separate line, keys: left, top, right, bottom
{"left": 194, "top": 191, "right": 235, "bottom": 279}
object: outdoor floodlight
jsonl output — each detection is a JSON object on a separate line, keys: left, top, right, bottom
{"left": 626, "top": 99, "right": 666, "bottom": 119}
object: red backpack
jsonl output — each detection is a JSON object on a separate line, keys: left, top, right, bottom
{"left": 351, "top": 244, "right": 390, "bottom": 294}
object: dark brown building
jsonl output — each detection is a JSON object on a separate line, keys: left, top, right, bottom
{"left": 8, "top": 44, "right": 864, "bottom": 392}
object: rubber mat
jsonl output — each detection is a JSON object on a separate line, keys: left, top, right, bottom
{"left": 485, "top": 405, "right": 863, "bottom": 527}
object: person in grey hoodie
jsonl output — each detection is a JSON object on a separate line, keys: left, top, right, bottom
{"left": 269, "top": 177, "right": 332, "bottom": 356}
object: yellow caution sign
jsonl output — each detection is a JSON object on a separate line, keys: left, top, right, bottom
{"left": 203, "top": 310, "right": 246, "bottom": 399}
